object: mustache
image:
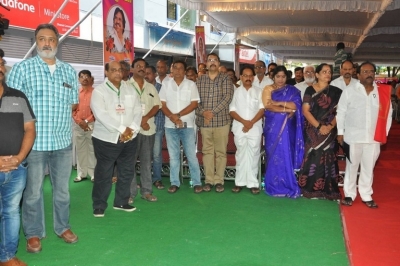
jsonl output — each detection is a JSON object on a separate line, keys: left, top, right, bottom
{"left": 42, "top": 46, "right": 53, "bottom": 51}
{"left": 0, "top": 71, "right": 4, "bottom": 76}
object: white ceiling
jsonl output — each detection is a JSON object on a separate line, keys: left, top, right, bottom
{"left": 169, "top": 0, "right": 400, "bottom": 65}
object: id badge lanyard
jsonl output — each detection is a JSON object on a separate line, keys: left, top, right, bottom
{"left": 132, "top": 83, "right": 146, "bottom": 115}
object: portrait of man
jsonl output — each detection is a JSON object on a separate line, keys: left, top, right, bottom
{"left": 105, "top": 6, "right": 132, "bottom": 54}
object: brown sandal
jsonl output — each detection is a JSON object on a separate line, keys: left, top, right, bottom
{"left": 141, "top": 194, "right": 158, "bottom": 202}
{"left": 203, "top": 183, "right": 212, "bottom": 192}
{"left": 215, "top": 183, "right": 224, "bottom": 193}
{"left": 168, "top": 185, "right": 180, "bottom": 194}
{"left": 363, "top": 200, "right": 378, "bottom": 209}
{"left": 250, "top": 187, "right": 260, "bottom": 195}
{"left": 231, "top": 186, "right": 243, "bottom": 193}
{"left": 153, "top": 180, "right": 165, "bottom": 190}
{"left": 194, "top": 185, "right": 203, "bottom": 193}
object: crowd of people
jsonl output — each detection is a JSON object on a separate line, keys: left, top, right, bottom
{"left": 0, "top": 24, "right": 394, "bottom": 266}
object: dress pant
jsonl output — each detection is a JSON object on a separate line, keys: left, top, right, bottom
{"left": 130, "top": 133, "right": 155, "bottom": 198}
{"left": 92, "top": 137, "right": 137, "bottom": 210}
{"left": 73, "top": 123, "right": 96, "bottom": 178}
{"left": 200, "top": 124, "right": 230, "bottom": 185}
{"left": 343, "top": 143, "right": 380, "bottom": 201}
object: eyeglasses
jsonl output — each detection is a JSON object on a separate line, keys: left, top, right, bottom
{"left": 207, "top": 58, "right": 219, "bottom": 62}
{"left": 109, "top": 68, "right": 123, "bottom": 73}
{"left": 79, "top": 74, "right": 90, "bottom": 79}
{"left": 254, "top": 66, "right": 265, "bottom": 69}
{"left": 241, "top": 74, "right": 254, "bottom": 78}
{"left": 305, "top": 71, "right": 315, "bottom": 75}
{"left": 0, "top": 60, "right": 7, "bottom": 67}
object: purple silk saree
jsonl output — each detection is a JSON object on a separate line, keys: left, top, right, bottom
{"left": 263, "top": 85, "right": 304, "bottom": 198}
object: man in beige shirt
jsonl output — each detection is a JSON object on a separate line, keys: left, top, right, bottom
{"left": 128, "top": 58, "right": 162, "bottom": 202}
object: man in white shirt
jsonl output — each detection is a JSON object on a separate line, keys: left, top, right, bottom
{"left": 90, "top": 61, "right": 142, "bottom": 217}
{"left": 229, "top": 66, "right": 264, "bottom": 194}
{"left": 337, "top": 61, "right": 392, "bottom": 209}
{"left": 128, "top": 58, "right": 161, "bottom": 203}
{"left": 159, "top": 60, "right": 203, "bottom": 194}
{"left": 330, "top": 60, "right": 359, "bottom": 90}
{"left": 295, "top": 65, "right": 316, "bottom": 99}
{"left": 252, "top": 60, "right": 273, "bottom": 89}
{"left": 156, "top": 60, "right": 171, "bottom": 84}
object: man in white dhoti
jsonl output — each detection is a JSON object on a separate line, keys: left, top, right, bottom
{"left": 229, "top": 66, "right": 264, "bottom": 195}
{"left": 337, "top": 61, "right": 392, "bottom": 208}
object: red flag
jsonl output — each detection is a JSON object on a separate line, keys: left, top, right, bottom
{"left": 374, "top": 84, "right": 391, "bottom": 143}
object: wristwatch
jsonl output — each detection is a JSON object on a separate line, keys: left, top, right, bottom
{"left": 177, "top": 113, "right": 181, "bottom": 118}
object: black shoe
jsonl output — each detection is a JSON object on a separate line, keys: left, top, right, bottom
{"left": 93, "top": 209, "right": 105, "bottom": 217}
{"left": 113, "top": 204, "right": 136, "bottom": 212}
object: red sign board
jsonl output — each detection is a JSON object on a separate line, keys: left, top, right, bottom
{"left": 1, "top": 0, "right": 80, "bottom": 37}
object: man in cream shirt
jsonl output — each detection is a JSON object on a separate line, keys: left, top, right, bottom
{"left": 90, "top": 61, "right": 142, "bottom": 217}
{"left": 128, "top": 58, "right": 161, "bottom": 203}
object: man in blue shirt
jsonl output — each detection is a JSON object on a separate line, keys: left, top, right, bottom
{"left": 0, "top": 49, "right": 36, "bottom": 266}
{"left": 7, "top": 24, "right": 79, "bottom": 253}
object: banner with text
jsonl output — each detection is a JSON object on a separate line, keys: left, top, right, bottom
{"left": 195, "top": 26, "right": 206, "bottom": 66}
{"left": 103, "top": 0, "right": 134, "bottom": 65}
{"left": 3, "top": 0, "right": 80, "bottom": 37}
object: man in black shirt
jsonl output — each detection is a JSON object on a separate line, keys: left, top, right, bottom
{"left": 0, "top": 50, "right": 36, "bottom": 266}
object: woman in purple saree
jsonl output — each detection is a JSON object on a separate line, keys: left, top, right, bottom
{"left": 262, "top": 66, "right": 304, "bottom": 198}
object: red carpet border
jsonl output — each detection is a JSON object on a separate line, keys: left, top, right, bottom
{"left": 340, "top": 120, "right": 400, "bottom": 266}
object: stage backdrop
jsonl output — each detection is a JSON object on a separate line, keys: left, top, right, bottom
{"left": 103, "top": 0, "right": 134, "bottom": 65}
{"left": 2, "top": 0, "right": 80, "bottom": 37}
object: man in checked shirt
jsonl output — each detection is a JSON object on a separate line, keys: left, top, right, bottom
{"left": 196, "top": 53, "right": 234, "bottom": 193}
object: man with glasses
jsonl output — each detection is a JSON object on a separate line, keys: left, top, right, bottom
{"left": 72, "top": 70, "right": 96, "bottom": 183}
{"left": 0, "top": 49, "right": 36, "bottom": 266}
{"left": 229, "top": 66, "right": 264, "bottom": 195}
{"left": 330, "top": 60, "right": 358, "bottom": 91}
{"left": 295, "top": 65, "right": 316, "bottom": 99}
{"left": 196, "top": 53, "right": 233, "bottom": 193}
{"left": 337, "top": 61, "right": 392, "bottom": 209}
{"left": 90, "top": 61, "right": 142, "bottom": 217}
{"left": 253, "top": 60, "right": 273, "bottom": 89}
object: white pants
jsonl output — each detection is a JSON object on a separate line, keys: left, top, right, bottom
{"left": 73, "top": 123, "right": 96, "bottom": 178}
{"left": 343, "top": 143, "right": 380, "bottom": 201}
{"left": 234, "top": 132, "right": 261, "bottom": 188}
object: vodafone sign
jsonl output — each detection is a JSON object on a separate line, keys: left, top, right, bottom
{"left": 1, "top": 0, "right": 80, "bottom": 37}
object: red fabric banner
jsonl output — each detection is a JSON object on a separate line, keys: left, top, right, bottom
{"left": 374, "top": 84, "right": 391, "bottom": 143}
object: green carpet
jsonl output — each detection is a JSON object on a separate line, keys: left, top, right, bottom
{"left": 17, "top": 171, "right": 348, "bottom": 266}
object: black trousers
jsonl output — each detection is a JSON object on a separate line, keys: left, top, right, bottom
{"left": 92, "top": 137, "right": 137, "bottom": 210}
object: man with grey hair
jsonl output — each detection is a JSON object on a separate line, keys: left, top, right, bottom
{"left": 7, "top": 23, "right": 79, "bottom": 253}
{"left": 295, "top": 65, "right": 316, "bottom": 99}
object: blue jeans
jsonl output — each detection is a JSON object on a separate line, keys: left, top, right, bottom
{"left": 152, "top": 127, "right": 164, "bottom": 183}
{"left": 165, "top": 128, "right": 201, "bottom": 187}
{"left": 22, "top": 145, "right": 73, "bottom": 239}
{"left": 0, "top": 163, "right": 27, "bottom": 262}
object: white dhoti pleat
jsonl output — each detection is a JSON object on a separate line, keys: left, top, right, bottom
{"left": 234, "top": 133, "right": 261, "bottom": 188}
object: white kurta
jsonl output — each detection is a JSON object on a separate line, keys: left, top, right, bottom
{"left": 336, "top": 82, "right": 393, "bottom": 201}
{"left": 229, "top": 85, "right": 264, "bottom": 188}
